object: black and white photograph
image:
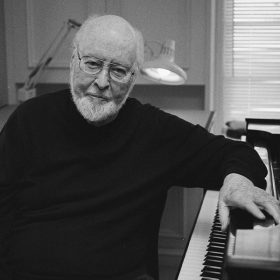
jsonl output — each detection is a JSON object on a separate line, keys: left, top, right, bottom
{"left": 0, "top": 1, "right": 280, "bottom": 279}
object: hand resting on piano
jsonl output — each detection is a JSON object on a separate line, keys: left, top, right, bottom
{"left": 218, "top": 172, "right": 280, "bottom": 231}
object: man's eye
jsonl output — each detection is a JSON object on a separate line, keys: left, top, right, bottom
{"left": 85, "top": 60, "right": 101, "bottom": 69}
{"left": 111, "top": 67, "right": 127, "bottom": 77}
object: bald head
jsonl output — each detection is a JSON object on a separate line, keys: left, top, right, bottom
{"left": 73, "top": 15, "right": 144, "bottom": 69}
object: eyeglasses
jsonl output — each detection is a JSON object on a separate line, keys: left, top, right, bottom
{"left": 76, "top": 51, "right": 135, "bottom": 84}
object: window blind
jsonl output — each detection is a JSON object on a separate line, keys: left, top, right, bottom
{"left": 223, "top": 0, "right": 280, "bottom": 122}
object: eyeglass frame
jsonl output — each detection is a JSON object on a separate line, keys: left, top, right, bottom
{"left": 75, "top": 49, "right": 137, "bottom": 84}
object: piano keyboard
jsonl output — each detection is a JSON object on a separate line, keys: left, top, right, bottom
{"left": 177, "top": 190, "right": 228, "bottom": 280}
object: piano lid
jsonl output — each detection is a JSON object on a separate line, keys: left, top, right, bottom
{"left": 246, "top": 118, "right": 280, "bottom": 135}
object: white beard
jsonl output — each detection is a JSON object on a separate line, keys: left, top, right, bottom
{"left": 71, "top": 93, "right": 122, "bottom": 125}
{"left": 69, "top": 65, "right": 136, "bottom": 126}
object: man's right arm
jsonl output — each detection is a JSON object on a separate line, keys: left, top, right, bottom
{"left": 0, "top": 110, "right": 26, "bottom": 279}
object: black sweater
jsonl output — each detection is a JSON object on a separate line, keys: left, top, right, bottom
{"left": 0, "top": 89, "right": 267, "bottom": 280}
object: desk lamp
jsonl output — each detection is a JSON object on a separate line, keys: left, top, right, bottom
{"left": 141, "top": 39, "right": 187, "bottom": 85}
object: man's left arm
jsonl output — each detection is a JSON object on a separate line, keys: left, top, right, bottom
{"left": 158, "top": 115, "right": 280, "bottom": 228}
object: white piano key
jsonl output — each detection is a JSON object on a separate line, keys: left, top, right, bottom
{"left": 177, "top": 190, "right": 219, "bottom": 280}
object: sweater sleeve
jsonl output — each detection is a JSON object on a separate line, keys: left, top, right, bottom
{"left": 155, "top": 111, "right": 267, "bottom": 190}
{"left": 0, "top": 109, "right": 26, "bottom": 279}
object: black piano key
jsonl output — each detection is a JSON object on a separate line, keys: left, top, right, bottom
{"left": 208, "top": 236, "right": 227, "bottom": 244}
{"left": 211, "top": 227, "right": 224, "bottom": 232}
{"left": 205, "top": 253, "right": 224, "bottom": 259}
{"left": 213, "top": 227, "right": 222, "bottom": 231}
{"left": 206, "top": 252, "right": 224, "bottom": 258}
{"left": 204, "top": 257, "right": 223, "bottom": 263}
{"left": 203, "top": 258, "right": 223, "bottom": 267}
{"left": 203, "top": 266, "right": 223, "bottom": 271}
{"left": 210, "top": 234, "right": 227, "bottom": 240}
{"left": 208, "top": 237, "right": 226, "bottom": 244}
{"left": 202, "top": 265, "right": 222, "bottom": 273}
{"left": 203, "top": 265, "right": 223, "bottom": 272}
{"left": 210, "top": 233, "right": 227, "bottom": 239}
{"left": 211, "top": 235, "right": 227, "bottom": 240}
{"left": 204, "top": 263, "right": 223, "bottom": 269}
{"left": 209, "top": 236, "right": 227, "bottom": 242}
{"left": 207, "top": 245, "right": 225, "bottom": 253}
{"left": 201, "top": 278, "right": 221, "bottom": 280}
{"left": 204, "top": 259, "right": 223, "bottom": 266}
{"left": 208, "top": 241, "right": 226, "bottom": 247}
{"left": 211, "top": 227, "right": 225, "bottom": 232}
{"left": 212, "top": 224, "right": 222, "bottom": 230}
{"left": 205, "top": 253, "right": 224, "bottom": 260}
{"left": 208, "top": 246, "right": 226, "bottom": 252}
{"left": 207, "top": 240, "right": 226, "bottom": 247}
{"left": 211, "top": 228, "right": 226, "bottom": 234}
{"left": 206, "top": 253, "right": 224, "bottom": 259}
{"left": 201, "top": 271, "right": 222, "bottom": 278}
{"left": 207, "top": 247, "right": 225, "bottom": 254}
{"left": 200, "top": 270, "right": 222, "bottom": 279}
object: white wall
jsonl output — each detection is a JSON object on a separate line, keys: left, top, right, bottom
{"left": 0, "top": 0, "right": 7, "bottom": 106}
{"left": 4, "top": 0, "right": 213, "bottom": 108}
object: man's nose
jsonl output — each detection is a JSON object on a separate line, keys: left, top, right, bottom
{"left": 94, "top": 68, "right": 110, "bottom": 89}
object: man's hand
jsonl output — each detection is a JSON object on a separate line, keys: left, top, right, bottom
{"left": 218, "top": 173, "right": 280, "bottom": 231}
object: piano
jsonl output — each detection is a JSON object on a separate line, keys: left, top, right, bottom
{"left": 176, "top": 118, "right": 280, "bottom": 280}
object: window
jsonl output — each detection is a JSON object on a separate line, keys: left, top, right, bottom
{"left": 222, "top": 0, "right": 280, "bottom": 122}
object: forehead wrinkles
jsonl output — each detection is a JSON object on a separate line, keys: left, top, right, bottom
{"left": 82, "top": 38, "right": 137, "bottom": 66}
{"left": 78, "top": 18, "right": 137, "bottom": 62}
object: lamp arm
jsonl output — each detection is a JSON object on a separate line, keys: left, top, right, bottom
{"left": 24, "top": 19, "right": 81, "bottom": 90}
{"left": 144, "top": 40, "right": 163, "bottom": 60}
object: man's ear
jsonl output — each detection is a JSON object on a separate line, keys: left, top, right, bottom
{"left": 131, "top": 72, "right": 137, "bottom": 84}
{"left": 130, "top": 72, "right": 139, "bottom": 89}
{"left": 126, "top": 73, "right": 138, "bottom": 96}
{"left": 131, "top": 66, "right": 141, "bottom": 84}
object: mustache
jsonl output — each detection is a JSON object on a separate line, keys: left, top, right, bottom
{"left": 84, "top": 93, "right": 111, "bottom": 102}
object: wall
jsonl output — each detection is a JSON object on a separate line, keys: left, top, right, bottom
{"left": 4, "top": 0, "right": 212, "bottom": 110}
{"left": 131, "top": 84, "right": 204, "bottom": 110}
{"left": 0, "top": 0, "right": 7, "bottom": 106}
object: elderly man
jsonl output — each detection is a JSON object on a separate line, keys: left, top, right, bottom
{"left": 0, "top": 14, "right": 279, "bottom": 280}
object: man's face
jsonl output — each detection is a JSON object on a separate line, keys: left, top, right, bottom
{"left": 70, "top": 24, "right": 137, "bottom": 125}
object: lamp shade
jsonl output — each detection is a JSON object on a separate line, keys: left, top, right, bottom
{"left": 140, "top": 39, "right": 187, "bottom": 85}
